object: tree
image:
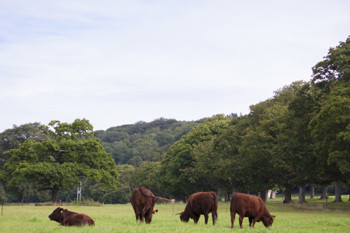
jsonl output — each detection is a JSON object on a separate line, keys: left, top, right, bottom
{"left": 310, "top": 36, "right": 350, "bottom": 202}
{"left": 310, "top": 82, "right": 350, "bottom": 202}
{"left": 312, "top": 35, "right": 350, "bottom": 93}
{"left": 159, "top": 115, "right": 229, "bottom": 200}
{"left": 2, "top": 119, "right": 118, "bottom": 203}
{"left": 0, "top": 123, "right": 46, "bottom": 203}
{"left": 133, "top": 162, "right": 162, "bottom": 196}
{"left": 270, "top": 82, "right": 319, "bottom": 203}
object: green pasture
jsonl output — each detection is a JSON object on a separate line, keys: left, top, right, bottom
{"left": 1, "top": 195, "right": 350, "bottom": 233}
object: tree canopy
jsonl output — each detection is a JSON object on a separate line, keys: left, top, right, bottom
{"left": 2, "top": 119, "right": 118, "bottom": 203}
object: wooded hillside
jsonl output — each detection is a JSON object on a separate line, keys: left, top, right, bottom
{"left": 94, "top": 118, "right": 205, "bottom": 166}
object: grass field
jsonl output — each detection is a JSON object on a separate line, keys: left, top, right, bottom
{"left": 1, "top": 195, "right": 350, "bottom": 233}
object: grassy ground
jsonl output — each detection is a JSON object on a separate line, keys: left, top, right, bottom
{"left": 1, "top": 195, "right": 350, "bottom": 233}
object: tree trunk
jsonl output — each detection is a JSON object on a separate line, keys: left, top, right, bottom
{"left": 17, "top": 193, "right": 23, "bottom": 204}
{"left": 333, "top": 180, "right": 343, "bottom": 202}
{"left": 51, "top": 185, "right": 60, "bottom": 203}
{"left": 283, "top": 185, "right": 294, "bottom": 203}
{"left": 298, "top": 185, "right": 307, "bottom": 204}
{"left": 259, "top": 190, "right": 268, "bottom": 203}
{"left": 217, "top": 188, "right": 221, "bottom": 201}
{"left": 320, "top": 185, "right": 328, "bottom": 199}
{"left": 310, "top": 184, "right": 315, "bottom": 198}
{"left": 227, "top": 191, "right": 231, "bottom": 202}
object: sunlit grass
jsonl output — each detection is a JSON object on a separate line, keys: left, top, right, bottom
{"left": 0, "top": 195, "right": 349, "bottom": 232}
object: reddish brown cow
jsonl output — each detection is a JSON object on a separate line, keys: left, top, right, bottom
{"left": 131, "top": 187, "right": 158, "bottom": 224}
{"left": 48, "top": 207, "right": 95, "bottom": 226}
{"left": 230, "top": 192, "right": 275, "bottom": 228}
{"left": 177, "top": 191, "right": 218, "bottom": 225}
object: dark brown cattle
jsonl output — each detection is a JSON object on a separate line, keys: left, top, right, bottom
{"left": 48, "top": 207, "right": 95, "bottom": 226}
{"left": 131, "top": 187, "right": 158, "bottom": 224}
{"left": 177, "top": 191, "right": 218, "bottom": 225}
{"left": 230, "top": 192, "right": 275, "bottom": 228}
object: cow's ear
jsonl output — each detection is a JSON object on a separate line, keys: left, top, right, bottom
{"left": 153, "top": 209, "right": 158, "bottom": 214}
{"left": 60, "top": 210, "right": 63, "bottom": 213}
{"left": 272, "top": 215, "right": 276, "bottom": 219}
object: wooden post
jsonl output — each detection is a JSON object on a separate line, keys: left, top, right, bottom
{"left": 172, "top": 201, "right": 174, "bottom": 216}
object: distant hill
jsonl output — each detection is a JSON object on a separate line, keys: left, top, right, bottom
{"left": 94, "top": 118, "right": 205, "bottom": 166}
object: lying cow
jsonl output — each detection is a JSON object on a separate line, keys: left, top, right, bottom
{"left": 230, "top": 192, "right": 275, "bottom": 228}
{"left": 131, "top": 187, "right": 158, "bottom": 224}
{"left": 48, "top": 207, "right": 95, "bottom": 226}
{"left": 177, "top": 191, "right": 218, "bottom": 225}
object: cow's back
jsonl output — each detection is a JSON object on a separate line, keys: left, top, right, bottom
{"left": 63, "top": 214, "right": 95, "bottom": 226}
{"left": 231, "top": 193, "right": 262, "bottom": 217}
{"left": 131, "top": 187, "right": 143, "bottom": 210}
{"left": 188, "top": 192, "right": 217, "bottom": 214}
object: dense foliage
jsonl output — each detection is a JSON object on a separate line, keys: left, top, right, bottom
{"left": 94, "top": 118, "right": 203, "bottom": 166}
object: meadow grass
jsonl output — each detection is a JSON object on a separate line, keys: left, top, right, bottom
{"left": 1, "top": 195, "right": 350, "bottom": 233}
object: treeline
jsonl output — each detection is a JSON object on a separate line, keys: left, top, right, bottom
{"left": 1, "top": 36, "right": 350, "bottom": 204}
{"left": 130, "top": 36, "right": 350, "bottom": 203}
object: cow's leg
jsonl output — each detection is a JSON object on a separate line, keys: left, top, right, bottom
{"left": 249, "top": 217, "right": 253, "bottom": 227}
{"left": 230, "top": 211, "right": 236, "bottom": 228}
{"left": 194, "top": 214, "right": 200, "bottom": 224}
{"left": 211, "top": 212, "right": 216, "bottom": 225}
{"left": 204, "top": 213, "right": 209, "bottom": 224}
{"left": 140, "top": 210, "right": 145, "bottom": 222}
{"left": 239, "top": 214, "right": 244, "bottom": 228}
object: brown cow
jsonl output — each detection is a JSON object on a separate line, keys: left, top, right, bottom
{"left": 177, "top": 191, "right": 218, "bottom": 225}
{"left": 131, "top": 187, "right": 158, "bottom": 224}
{"left": 230, "top": 192, "right": 275, "bottom": 228}
{"left": 48, "top": 207, "right": 95, "bottom": 226}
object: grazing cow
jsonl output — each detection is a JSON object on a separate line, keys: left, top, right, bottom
{"left": 177, "top": 191, "right": 218, "bottom": 225}
{"left": 131, "top": 187, "right": 158, "bottom": 224}
{"left": 48, "top": 207, "right": 95, "bottom": 226}
{"left": 230, "top": 192, "right": 275, "bottom": 228}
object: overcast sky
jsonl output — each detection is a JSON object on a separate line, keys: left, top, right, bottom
{"left": 1, "top": 0, "right": 349, "bottom": 132}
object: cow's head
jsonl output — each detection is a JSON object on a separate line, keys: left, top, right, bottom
{"left": 48, "top": 207, "right": 65, "bottom": 223}
{"left": 145, "top": 209, "right": 159, "bottom": 224}
{"left": 262, "top": 215, "right": 275, "bottom": 227}
{"left": 176, "top": 212, "right": 190, "bottom": 222}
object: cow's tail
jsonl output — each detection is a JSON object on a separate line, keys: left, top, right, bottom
{"left": 212, "top": 192, "right": 218, "bottom": 220}
{"left": 139, "top": 187, "right": 174, "bottom": 203}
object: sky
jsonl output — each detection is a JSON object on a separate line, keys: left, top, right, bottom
{"left": 1, "top": 0, "right": 349, "bottom": 132}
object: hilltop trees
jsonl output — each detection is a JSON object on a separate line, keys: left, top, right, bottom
{"left": 2, "top": 119, "right": 118, "bottom": 203}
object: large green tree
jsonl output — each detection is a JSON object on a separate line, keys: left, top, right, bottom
{"left": 159, "top": 115, "right": 229, "bottom": 200}
{"left": 270, "top": 82, "right": 318, "bottom": 203}
{"left": 310, "top": 36, "right": 350, "bottom": 202}
{"left": 312, "top": 35, "right": 350, "bottom": 93}
{"left": 310, "top": 82, "right": 350, "bottom": 202}
{"left": 0, "top": 123, "right": 47, "bottom": 203}
{"left": 2, "top": 119, "right": 118, "bottom": 203}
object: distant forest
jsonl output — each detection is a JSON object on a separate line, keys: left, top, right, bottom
{"left": 94, "top": 117, "right": 235, "bottom": 166}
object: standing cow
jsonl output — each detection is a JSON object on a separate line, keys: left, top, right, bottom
{"left": 230, "top": 192, "right": 275, "bottom": 228}
{"left": 131, "top": 187, "right": 158, "bottom": 224}
{"left": 48, "top": 207, "right": 95, "bottom": 226}
{"left": 177, "top": 191, "right": 218, "bottom": 225}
